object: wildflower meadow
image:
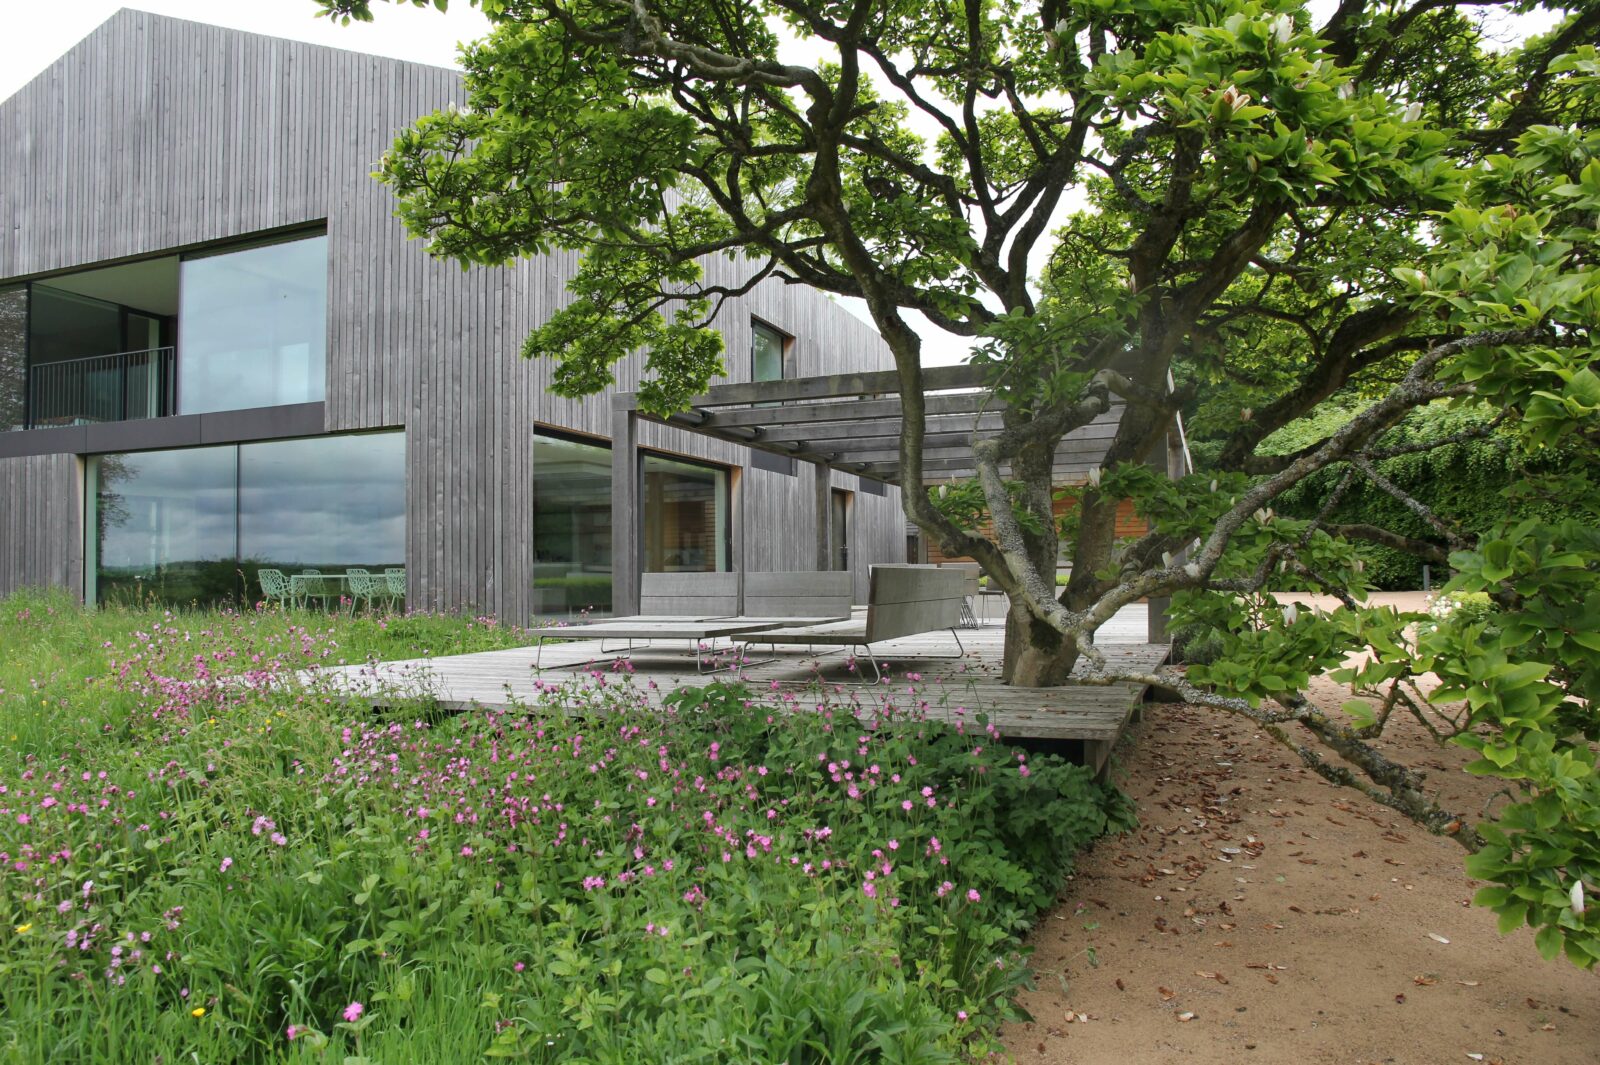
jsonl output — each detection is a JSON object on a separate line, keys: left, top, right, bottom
{"left": 0, "top": 590, "right": 1130, "bottom": 1062}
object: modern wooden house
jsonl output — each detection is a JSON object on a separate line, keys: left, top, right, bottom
{"left": 0, "top": 9, "right": 908, "bottom": 619}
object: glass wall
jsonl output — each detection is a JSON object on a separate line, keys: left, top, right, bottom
{"left": 238, "top": 434, "right": 406, "bottom": 581}
{"left": 87, "top": 432, "right": 404, "bottom": 605}
{"left": 0, "top": 286, "right": 24, "bottom": 431}
{"left": 88, "top": 445, "right": 239, "bottom": 604}
{"left": 532, "top": 433, "right": 613, "bottom": 616}
{"left": 178, "top": 235, "right": 328, "bottom": 415}
{"left": 642, "top": 454, "right": 729, "bottom": 573}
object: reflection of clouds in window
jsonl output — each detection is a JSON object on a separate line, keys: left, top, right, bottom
{"left": 239, "top": 435, "right": 405, "bottom": 566}
{"left": 89, "top": 432, "right": 405, "bottom": 603}
{"left": 92, "top": 445, "right": 235, "bottom": 569}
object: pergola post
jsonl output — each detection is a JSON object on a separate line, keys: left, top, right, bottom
{"left": 611, "top": 402, "right": 639, "bottom": 616}
{"left": 814, "top": 460, "right": 833, "bottom": 570}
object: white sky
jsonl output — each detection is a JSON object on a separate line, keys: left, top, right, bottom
{"left": 0, "top": 2, "right": 1566, "bottom": 367}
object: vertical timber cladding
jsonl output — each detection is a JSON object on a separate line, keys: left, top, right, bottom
{"left": 0, "top": 454, "right": 81, "bottom": 599}
{"left": 0, "top": 10, "right": 904, "bottom": 622}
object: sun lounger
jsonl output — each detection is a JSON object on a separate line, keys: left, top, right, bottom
{"left": 526, "top": 571, "right": 853, "bottom": 671}
{"left": 735, "top": 565, "right": 967, "bottom": 682}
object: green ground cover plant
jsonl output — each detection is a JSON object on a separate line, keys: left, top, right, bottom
{"left": 0, "top": 593, "right": 1129, "bottom": 1062}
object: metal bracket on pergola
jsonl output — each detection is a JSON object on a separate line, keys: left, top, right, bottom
{"left": 608, "top": 363, "right": 1130, "bottom": 615}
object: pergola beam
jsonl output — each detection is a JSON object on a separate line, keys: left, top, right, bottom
{"left": 618, "top": 367, "right": 1125, "bottom": 488}
{"left": 619, "top": 363, "right": 988, "bottom": 410}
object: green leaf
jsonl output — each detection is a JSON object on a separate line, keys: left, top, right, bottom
{"left": 1534, "top": 924, "right": 1564, "bottom": 962}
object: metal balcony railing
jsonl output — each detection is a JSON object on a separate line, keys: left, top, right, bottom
{"left": 26, "top": 347, "right": 176, "bottom": 428}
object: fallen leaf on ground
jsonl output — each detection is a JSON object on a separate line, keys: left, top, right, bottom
{"left": 1427, "top": 933, "right": 1451, "bottom": 944}
{"left": 1176, "top": 1012, "right": 1196, "bottom": 1022}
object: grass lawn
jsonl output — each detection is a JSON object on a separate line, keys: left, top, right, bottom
{"left": 0, "top": 590, "right": 1129, "bottom": 1063}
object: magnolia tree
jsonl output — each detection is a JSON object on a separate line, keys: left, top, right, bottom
{"left": 321, "top": 0, "right": 1600, "bottom": 964}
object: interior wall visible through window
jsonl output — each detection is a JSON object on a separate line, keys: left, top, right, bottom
{"left": 642, "top": 453, "right": 729, "bottom": 573}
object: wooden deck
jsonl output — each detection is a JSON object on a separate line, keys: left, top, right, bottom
{"left": 316, "top": 604, "right": 1167, "bottom": 773}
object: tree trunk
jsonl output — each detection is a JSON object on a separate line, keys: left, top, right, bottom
{"left": 1001, "top": 599, "right": 1081, "bottom": 686}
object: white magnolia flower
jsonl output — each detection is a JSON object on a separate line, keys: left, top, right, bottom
{"left": 1403, "top": 101, "right": 1424, "bottom": 123}
{"left": 1183, "top": 562, "right": 1202, "bottom": 579}
{"left": 1283, "top": 603, "right": 1299, "bottom": 625}
{"left": 1087, "top": 467, "right": 1102, "bottom": 488}
{"left": 1269, "top": 14, "right": 1293, "bottom": 45}
{"left": 1572, "top": 879, "right": 1586, "bottom": 916}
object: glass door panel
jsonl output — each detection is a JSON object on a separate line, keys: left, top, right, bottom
{"left": 642, "top": 454, "right": 729, "bottom": 573}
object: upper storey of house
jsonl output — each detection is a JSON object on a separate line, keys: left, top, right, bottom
{"left": 0, "top": 9, "right": 890, "bottom": 444}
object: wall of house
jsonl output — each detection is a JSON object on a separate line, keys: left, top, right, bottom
{"left": 0, "top": 453, "right": 81, "bottom": 599}
{"left": 0, "top": 10, "right": 903, "bottom": 619}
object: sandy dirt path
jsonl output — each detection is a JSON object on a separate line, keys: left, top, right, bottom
{"left": 1001, "top": 674, "right": 1599, "bottom": 1065}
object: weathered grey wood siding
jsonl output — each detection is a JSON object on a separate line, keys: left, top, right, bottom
{"left": 0, "top": 454, "right": 81, "bottom": 598}
{"left": 0, "top": 10, "right": 902, "bottom": 618}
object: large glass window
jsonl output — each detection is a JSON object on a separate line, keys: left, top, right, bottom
{"left": 642, "top": 454, "right": 729, "bottom": 573}
{"left": 178, "top": 235, "right": 328, "bottom": 415}
{"left": 238, "top": 434, "right": 405, "bottom": 581}
{"left": 532, "top": 433, "right": 613, "bottom": 616}
{"left": 87, "top": 432, "right": 404, "bottom": 605}
{"left": 0, "top": 286, "right": 25, "bottom": 431}
{"left": 88, "top": 445, "right": 238, "bottom": 605}
{"left": 4, "top": 258, "right": 179, "bottom": 430}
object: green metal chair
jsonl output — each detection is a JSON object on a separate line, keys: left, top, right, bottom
{"left": 384, "top": 568, "right": 406, "bottom": 611}
{"left": 346, "top": 569, "right": 383, "bottom": 614}
{"left": 256, "top": 568, "right": 293, "bottom": 609}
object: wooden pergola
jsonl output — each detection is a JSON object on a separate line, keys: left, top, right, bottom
{"left": 610, "top": 363, "right": 1166, "bottom": 617}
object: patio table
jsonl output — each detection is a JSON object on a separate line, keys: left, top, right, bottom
{"left": 289, "top": 573, "right": 350, "bottom": 609}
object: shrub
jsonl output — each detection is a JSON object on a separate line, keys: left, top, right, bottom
{"left": 1169, "top": 621, "right": 1227, "bottom": 665}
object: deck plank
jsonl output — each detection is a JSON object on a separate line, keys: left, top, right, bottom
{"left": 314, "top": 605, "right": 1166, "bottom": 756}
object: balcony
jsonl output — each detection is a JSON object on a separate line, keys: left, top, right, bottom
{"left": 25, "top": 347, "right": 176, "bottom": 429}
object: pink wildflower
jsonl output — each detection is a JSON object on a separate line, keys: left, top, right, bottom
{"left": 343, "top": 1001, "right": 364, "bottom": 1023}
